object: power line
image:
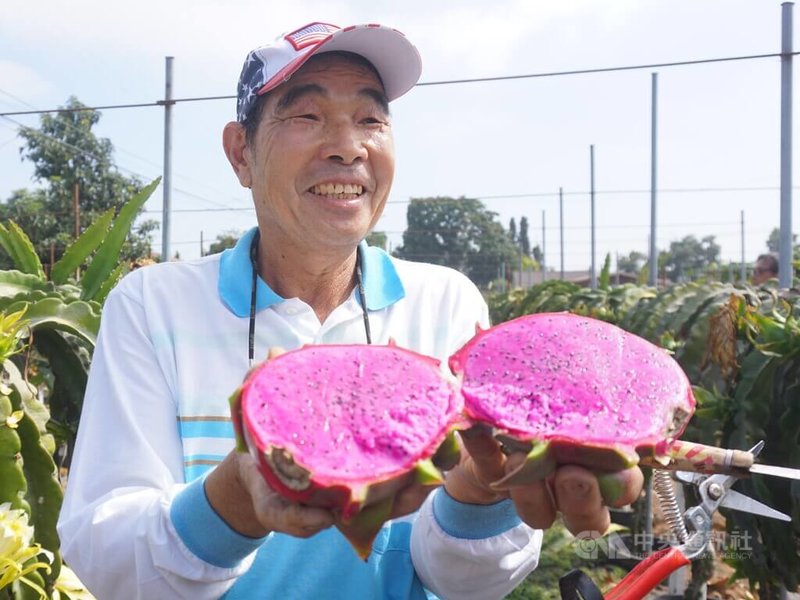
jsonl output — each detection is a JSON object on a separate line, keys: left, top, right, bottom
{"left": 1, "top": 114, "right": 240, "bottom": 210}
{"left": 1, "top": 88, "right": 248, "bottom": 203}
{"left": 415, "top": 52, "right": 794, "bottom": 88}
{"left": 0, "top": 52, "right": 795, "bottom": 118}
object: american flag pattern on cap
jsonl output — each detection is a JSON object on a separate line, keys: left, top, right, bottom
{"left": 285, "top": 23, "right": 338, "bottom": 50}
{"left": 236, "top": 22, "right": 422, "bottom": 123}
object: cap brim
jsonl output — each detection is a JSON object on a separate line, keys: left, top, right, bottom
{"left": 260, "top": 24, "right": 422, "bottom": 102}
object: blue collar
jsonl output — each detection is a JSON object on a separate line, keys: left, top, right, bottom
{"left": 218, "top": 227, "right": 406, "bottom": 318}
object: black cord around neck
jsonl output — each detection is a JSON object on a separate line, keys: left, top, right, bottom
{"left": 248, "top": 232, "right": 372, "bottom": 366}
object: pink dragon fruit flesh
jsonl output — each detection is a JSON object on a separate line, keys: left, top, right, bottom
{"left": 449, "top": 313, "right": 696, "bottom": 487}
{"left": 231, "top": 343, "right": 463, "bottom": 558}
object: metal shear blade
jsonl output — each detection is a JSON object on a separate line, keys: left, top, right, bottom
{"left": 675, "top": 441, "right": 790, "bottom": 522}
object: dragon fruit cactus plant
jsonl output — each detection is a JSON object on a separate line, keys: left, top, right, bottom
{"left": 231, "top": 344, "right": 463, "bottom": 559}
{"left": 449, "top": 312, "right": 696, "bottom": 488}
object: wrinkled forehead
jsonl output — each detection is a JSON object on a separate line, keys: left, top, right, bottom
{"left": 286, "top": 51, "right": 385, "bottom": 92}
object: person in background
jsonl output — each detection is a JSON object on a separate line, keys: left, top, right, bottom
{"left": 57, "top": 22, "right": 642, "bottom": 599}
{"left": 752, "top": 253, "right": 778, "bottom": 285}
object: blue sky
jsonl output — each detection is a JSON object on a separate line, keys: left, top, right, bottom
{"left": 1, "top": 0, "right": 797, "bottom": 270}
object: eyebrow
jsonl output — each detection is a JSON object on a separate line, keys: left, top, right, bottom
{"left": 274, "top": 83, "right": 390, "bottom": 116}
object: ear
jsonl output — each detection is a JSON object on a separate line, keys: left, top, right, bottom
{"left": 222, "top": 121, "right": 252, "bottom": 188}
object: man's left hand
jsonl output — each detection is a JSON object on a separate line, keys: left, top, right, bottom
{"left": 444, "top": 427, "right": 644, "bottom": 535}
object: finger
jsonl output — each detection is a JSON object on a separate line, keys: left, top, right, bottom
{"left": 509, "top": 481, "right": 557, "bottom": 529}
{"left": 458, "top": 427, "right": 506, "bottom": 484}
{"left": 504, "top": 452, "right": 557, "bottom": 528}
{"left": 553, "top": 465, "right": 610, "bottom": 536}
{"left": 597, "top": 467, "right": 644, "bottom": 508}
{"left": 239, "top": 455, "right": 335, "bottom": 537}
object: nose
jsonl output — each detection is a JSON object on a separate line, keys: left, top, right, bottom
{"left": 321, "top": 120, "right": 368, "bottom": 165}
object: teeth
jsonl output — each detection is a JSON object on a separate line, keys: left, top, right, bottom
{"left": 311, "top": 184, "right": 363, "bottom": 196}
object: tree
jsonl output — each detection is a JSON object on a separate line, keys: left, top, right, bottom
{"left": 661, "top": 235, "right": 720, "bottom": 282}
{"left": 508, "top": 218, "right": 517, "bottom": 243}
{"left": 207, "top": 230, "right": 241, "bottom": 255}
{"left": 617, "top": 250, "right": 648, "bottom": 273}
{"left": 365, "top": 231, "right": 387, "bottom": 250}
{"left": 394, "top": 197, "right": 519, "bottom": 288}
{"left": 519, "top": 216, "right": 531, "bottom": 257}
{"left": 0, "top": 96, "right": 157, "bottom": 270}
{"left": 766, "top": 227, "right": 800, "bottom": 259}
{"left": 531, "top": 244, "right": 543, "bottom": 265}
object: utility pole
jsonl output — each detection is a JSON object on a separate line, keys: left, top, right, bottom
{"left": 200, "top": 230, "right": 205, "bottom": 257}
{"left": 779, "top": 2, "right": 794, "bottom": 288}
{"left": 590, "top": 145, "right": 597, "bottom": 290}
{"left": 649, "top": 72, "right": 659, "bottom": 288}
{"left": 73, "top": 182, "right": 80, "bottom": 238}
{"left": 162, "top": 56, "right": 174, "bottom": 262}
{"left": 559, "top": 187, "right": 565, "bottom": 281}
{"left": 542, "top": 210, "right": 547, "bottom": 282}
{"left": 740, "top": 211, "right": 746, "bottom": 282}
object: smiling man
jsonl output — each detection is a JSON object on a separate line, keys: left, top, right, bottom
{"left": 58, "top": 22, "right": 641, "bottom": 599}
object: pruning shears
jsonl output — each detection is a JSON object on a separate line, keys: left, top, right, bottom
{"left": 559, "top": 441, "right": 796, "bottom": 600}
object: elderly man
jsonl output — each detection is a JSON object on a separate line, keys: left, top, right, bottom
{"left": 58, "top": 23, "right": 641, "bottom": 599}
{"left": 752, "top": 253, "right": 779, "bottom": 285}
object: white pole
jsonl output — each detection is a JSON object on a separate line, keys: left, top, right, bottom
{"left": 740, "top": 211, "right": 746, "bottom": 282}
{"left": 780, "top": 2, "right": 794, "bottom": 288}
{"left": 590, "top": 145, "right": 597, "bottom": 290}
{"left": 161, "top": 57, "right": 174, "bottom": 262}
{"left": 649, "top": 72, "right": 658, "bottom": 288}
{"left": 559, "top": 187, "right": 565, "bottom": 280}
{"left": 542, "top": 210, "right": 547, "bottom": 282}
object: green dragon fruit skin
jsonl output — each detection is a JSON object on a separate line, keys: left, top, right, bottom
{"left": 449, "top": 313, "right": 696, "bottom": 485}
{"left": 231, "top": 344, "right": 463, "bottom": 558}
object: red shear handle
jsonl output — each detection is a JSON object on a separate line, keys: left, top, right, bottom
{"left": 605, "top": 546, "right": 690, "bottom": 600}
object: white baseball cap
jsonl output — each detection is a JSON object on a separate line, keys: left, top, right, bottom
{"left": 236, "top": 22, "right": 422, "bottom": 122}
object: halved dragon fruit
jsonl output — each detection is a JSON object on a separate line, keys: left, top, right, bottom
{"left": 231, "top": 344, "right": 463, "bottom": 558}
{"left": 449, "top": 313, "right": 696, "bottom": 487}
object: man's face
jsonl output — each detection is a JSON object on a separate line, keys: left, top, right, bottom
{"left": 242, "top": 53, "right": 395, "bottom": 251}
{"left": 752, "top": 260, "right": 776, "bottom": 285}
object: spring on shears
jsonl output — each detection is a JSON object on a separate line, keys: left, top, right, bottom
{"left": 653, "top": 469, "right": 689, "bottom": 543}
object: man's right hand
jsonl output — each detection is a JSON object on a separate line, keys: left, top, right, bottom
{"left": 205, "top": 450, "right": 335, "bottom": 539}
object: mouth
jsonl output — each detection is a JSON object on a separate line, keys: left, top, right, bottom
{"left": 309, "top": 183, "right": 364, "bottom": 200}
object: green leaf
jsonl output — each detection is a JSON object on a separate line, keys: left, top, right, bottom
{"left": 4, "top": 297, "right": 100, "bottom": 346}
{"left": 33, "top": 330, "right": 89, "bottom": 447}
{"left": 93, "top": 262, "right": 128, "bottom": 305}
{"left": 50, "top": 208, "right": 115, "bottom": 284}
{"left": 0, "top": 271, "right": 53, "bottom": 299}
{"left": 0, "top": 391, "right": 27, "bottom": 510}
{"left": 5, "top": 360, "right": 63, "bottom": 584}
{"left": 81, "top": 177, "right": 160, "bottom": 301}
{"left": 0, "top": 221, "right": 45, "bottom": 278}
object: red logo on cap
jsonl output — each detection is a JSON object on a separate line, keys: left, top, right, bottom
{"left": 285, "top": 22, "right": 339, "bottom": 50}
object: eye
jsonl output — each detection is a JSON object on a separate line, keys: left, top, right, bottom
{"left": 361, "top": 116, "right": 387, "bottom": 127}
{"left": 292, "top": 113, "right": 319, "bottom": 122}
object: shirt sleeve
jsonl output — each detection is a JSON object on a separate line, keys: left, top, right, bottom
{"left": 408, "top": 273, "right": 541, "bottom": 599}
{"left": 410, "top": 490, "right": 542, "bottom": 600}
{"left": 57, "top": 282, "right": 254, "bottom": 600}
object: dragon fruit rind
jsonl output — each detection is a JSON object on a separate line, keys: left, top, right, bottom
{"left": 449, "top": 313, "right": 696, "bottom": 487}
{"left": 231, "top": 344, "right": 463, "bottom": 558}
